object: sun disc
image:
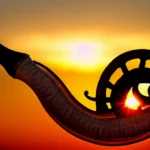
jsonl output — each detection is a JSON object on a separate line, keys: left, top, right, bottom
{"left": 70, "top": 42, "right": 103, "bottom": 70}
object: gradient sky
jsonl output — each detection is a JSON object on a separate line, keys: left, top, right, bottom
{"left": 1, "top": 0, "right": 150, "bottom": 149}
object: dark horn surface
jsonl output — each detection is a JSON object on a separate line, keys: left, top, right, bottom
{"left": 14, "top": 57, "right": 150, "bottom": 146}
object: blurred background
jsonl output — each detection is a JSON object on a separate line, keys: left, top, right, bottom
{"left": 1, "top": 0, "right": 150, "bottom": 149}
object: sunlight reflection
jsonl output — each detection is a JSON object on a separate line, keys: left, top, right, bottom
{"left": 125, "top": 97, "right": 140, "bottom": 110}
{"left": 125, "top": 89, "right": 141, "bottom": 110}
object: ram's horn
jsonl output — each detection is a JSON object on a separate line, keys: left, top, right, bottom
{"left": 1, "top": 44, "right": 150, "bottom": 146}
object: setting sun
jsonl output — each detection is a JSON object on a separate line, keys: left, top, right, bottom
{"left": 69, "top": 42, "right": 103, "bottom": 70}
{"left": 59, "top": 40, "right": 104, "bottom": 72}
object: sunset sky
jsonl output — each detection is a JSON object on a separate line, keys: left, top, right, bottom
{"left": 1, "top": 0, "right": 150, "bottom": 149}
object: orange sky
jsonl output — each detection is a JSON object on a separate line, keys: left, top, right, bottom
{"left": 1, "top": 0, "right": 150, "bottom": 149}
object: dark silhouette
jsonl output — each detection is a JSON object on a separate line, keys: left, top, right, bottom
{"left": 85, "top": 49, "right": 150, "bottom": 117}
{"left": 1, "top": 44, "right": 150, "bottom": 146}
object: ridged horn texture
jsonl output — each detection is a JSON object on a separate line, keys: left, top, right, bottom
{"left": 14, "top": 56, "right": 150, "bottom": 146}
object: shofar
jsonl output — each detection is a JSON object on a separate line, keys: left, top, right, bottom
{"left": 0, "top": 44, "right": 150, "bottom": 146}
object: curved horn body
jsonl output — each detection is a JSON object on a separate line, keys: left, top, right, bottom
{"left": 1, "top": 44, "right": 150, "bottom": 146}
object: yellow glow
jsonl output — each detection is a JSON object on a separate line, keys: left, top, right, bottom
{"left": 56, "top": 41, "right": 104, "bottom": 72}
{"left": 16, "top": 35, "right": 105, "bottom": 72}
